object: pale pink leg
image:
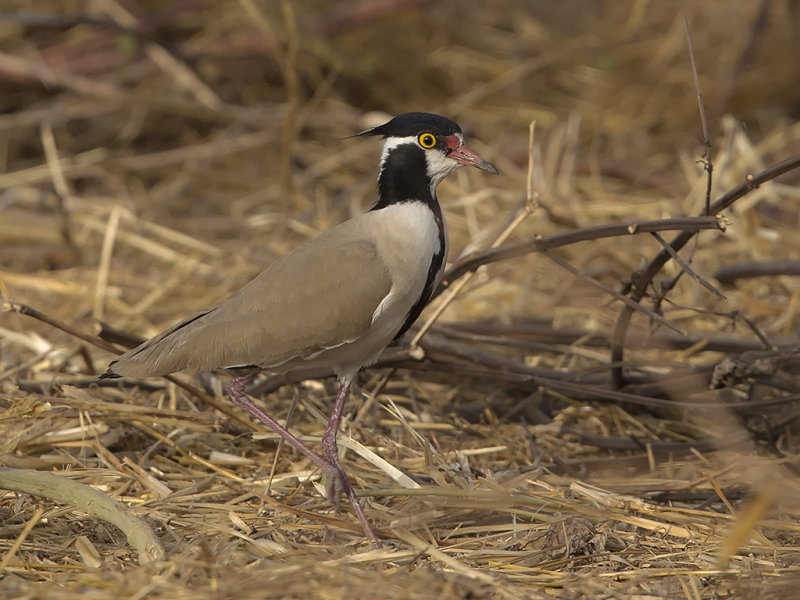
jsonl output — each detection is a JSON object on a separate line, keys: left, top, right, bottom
{"left": 228, "top": 375, "right": 381, "bottom": 548}
{"left": 320, "top": 380, "right": 380, "bottom": 549}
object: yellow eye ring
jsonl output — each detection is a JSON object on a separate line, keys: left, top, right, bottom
{"left": 418, "top": 133, "right": 437, "bottom": 149}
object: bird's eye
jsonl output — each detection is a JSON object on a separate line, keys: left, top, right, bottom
{"left": 418, "top": 133, "right": 437, "bottom": 148}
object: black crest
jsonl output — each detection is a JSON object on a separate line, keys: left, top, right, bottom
{"left": 355, "top": 112, "right": 461, "bottom": 139}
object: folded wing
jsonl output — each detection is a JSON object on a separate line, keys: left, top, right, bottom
{"left": 106, "top": 223, "right": 393, "bottom": 378}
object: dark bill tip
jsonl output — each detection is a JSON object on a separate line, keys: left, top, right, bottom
{"left": 450, "top": 143, "right": 499, "bottom": 175}
{"left": 476, "top": 160, "right": 499, "bottom": 175}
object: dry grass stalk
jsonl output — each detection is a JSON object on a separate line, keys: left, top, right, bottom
{"left": 2, "top": 1, "right": 800, "bottom": 598}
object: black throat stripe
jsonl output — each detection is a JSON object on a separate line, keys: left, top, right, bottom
{"left": 371, "top": 144, "right": 433, "bottom": 209}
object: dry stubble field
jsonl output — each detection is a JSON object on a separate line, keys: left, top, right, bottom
{"left": 2, "top": 1, "right": 800, "bottom": 598}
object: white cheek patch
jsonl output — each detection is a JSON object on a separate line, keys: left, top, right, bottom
{"left": 425, "top": 149, "right": 459, "bottom": 193}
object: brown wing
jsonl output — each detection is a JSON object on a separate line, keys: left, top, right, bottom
{"left": 108, "top": 220, "right": 393, "bottom": 378}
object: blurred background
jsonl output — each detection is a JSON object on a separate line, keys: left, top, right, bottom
{"left": 2, "top": 1, "right": 798, "bottom": 322}
{"left": 2, "top": 1, "right": 800, "bottom": 597}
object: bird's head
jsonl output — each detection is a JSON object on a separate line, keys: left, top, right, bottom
{"left": 355, "top": 112, "right": 498, "bottom": 198}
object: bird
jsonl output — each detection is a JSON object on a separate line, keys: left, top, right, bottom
{"left": 100, "top": 112, "right": 498, "bottom": 548}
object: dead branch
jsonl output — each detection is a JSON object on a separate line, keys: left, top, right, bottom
{"left": 611, "top": 153, "right": 800, "bottom": 388}
{"left": 437, "top": 216, "right": 723, "bottom": 296}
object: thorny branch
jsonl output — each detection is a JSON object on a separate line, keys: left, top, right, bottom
{"left": 610, "top": 153, "right": 800, "bottom": 388}
{"left": 436, "top": 216, "right": 723, "bottom": 297}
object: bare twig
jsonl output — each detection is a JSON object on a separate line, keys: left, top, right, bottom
{"left": 436, "top": 216, "right": 723, "bottom": 297}
{"left": 3, "top": 301, "right": 119, "bottom": 354}
{"left": 611, "top": 154, "right": 800, "bottom": 387}
{"left": 541, "top": 249, "right": 685, "bottom": 335}
{"left": 714, "top": 260, "right": 800, "bottom": 283}
{"left": 684, "top": 15, "right": 713, "bottom": 215}
{"left": 650, "top": 231, "right": 725, "bottom": 299}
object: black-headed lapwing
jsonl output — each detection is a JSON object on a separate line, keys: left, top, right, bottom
{"left": 101, "top": 112, "right": 498, "bottom": 548}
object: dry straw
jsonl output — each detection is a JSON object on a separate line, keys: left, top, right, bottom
{"left": 2, "top": 1, "right": 800, "bottom": 598}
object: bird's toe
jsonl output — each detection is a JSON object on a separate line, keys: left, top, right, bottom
{"left": 324, "top": 468, "right": 346, "bottom": 512}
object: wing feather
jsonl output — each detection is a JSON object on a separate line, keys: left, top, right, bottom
{"left": 108, "top": 220, "right": 393, "bottom": 378}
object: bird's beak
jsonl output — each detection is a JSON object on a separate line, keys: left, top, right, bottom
{"left": 449, "top": 143, "right": 499, "bottom": 175}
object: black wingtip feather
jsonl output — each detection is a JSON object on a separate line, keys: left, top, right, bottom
{"left": 98, "top": 368, "right": 121, "bottom": 380}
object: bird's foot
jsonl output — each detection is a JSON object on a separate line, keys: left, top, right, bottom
{"left": 326, "top": 462, "right": 381, "bottom": 549}
{"left": 320, "top": 428, "right": 381, "bottom": 549}
{"left": 229, "top": 376, "right": 382, "bottom": 548}
{"left": 322, "top": 464, "right": 346, "bottom": 513}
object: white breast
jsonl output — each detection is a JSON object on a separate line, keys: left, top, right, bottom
{"left": 321, "top": 201, "right": 444, "bottom": 378}
{"left": 369, "top": 201, "right": 443, "bottom": 323}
